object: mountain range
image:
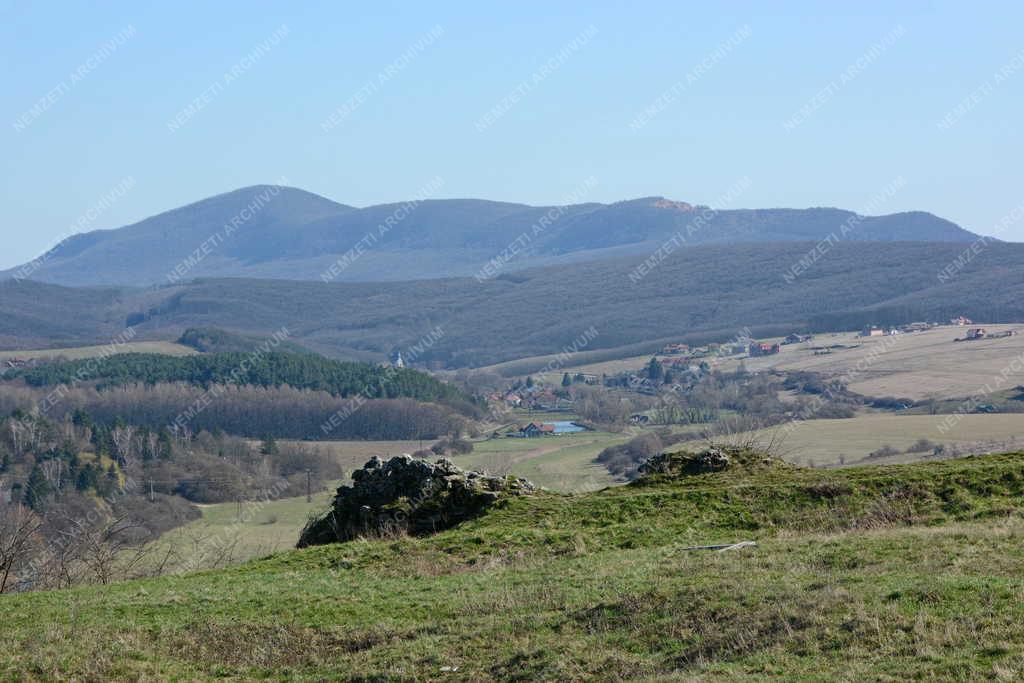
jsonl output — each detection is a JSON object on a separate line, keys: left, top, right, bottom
{"left": 3, "top": 240, "right": 1022, "bottom": 369}
{"left": 3, "top": 185, "right": 982, "bottom": 287}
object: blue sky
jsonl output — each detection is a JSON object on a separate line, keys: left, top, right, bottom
{"left": 2, "top": 0, "right": 1022, "bottom": 269}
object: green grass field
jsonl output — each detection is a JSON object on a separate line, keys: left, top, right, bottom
{"left": 451, "top": 431, "right": 627, "bottom": 492}
{"left": 147, "top": 485, "right": 339, "bottom": 572}
{"left": 3, "top": 450, "right": 1024, "bottom": 680}
{"left": 285, "top": 429, "right": 629, "bottom": 494}
{"left": 253, "top": 439, "right": 426, "bottom": 475}
{"left": 503, "top": 409, "right": 582, "bottom": 423}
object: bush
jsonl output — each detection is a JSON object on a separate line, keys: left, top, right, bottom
{"left": 430, "top": 438, "right": 474, "bottom": 456}
{"left": 869, "top": 396, "right": 915, "bottom": 410}
{"left": 867, "top": 445, "right": 899, "bottom": 460}
{"left": 905, "top": 438, "right": 936, "bottom": 454}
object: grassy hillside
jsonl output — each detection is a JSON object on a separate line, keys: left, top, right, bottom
{"left": 0, "top": 279, "right": 138, "bottom": 350}
{"left": 2, "top": 451, "right": 1023, "bottom": 680}
{"left": 3, "top": 241, "right": 1023, "bottom": 367}
{"left": 146, "top": 485, "right": 339, "bottom": 570}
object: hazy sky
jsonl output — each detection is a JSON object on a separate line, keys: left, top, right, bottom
{"left": 2, "top": 1, "right": 1022, "bottom": 269}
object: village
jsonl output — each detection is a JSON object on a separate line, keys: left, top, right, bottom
{"left": 481, "top": 315, "right": 1024, "bottom": 441}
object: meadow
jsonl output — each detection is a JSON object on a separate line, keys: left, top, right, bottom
{"left": 451, "top": 431, "right": 627, "bottom": 492}
{"left": 145, "top": 484, "right": 339, "bottom": 572}
{"left": 2, "top": 450, "right": 1023, "bottom": 680}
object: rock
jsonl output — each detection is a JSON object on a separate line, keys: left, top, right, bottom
{"left": 298, "top": 455, "right": 536, "bottom": 547}
{"left": 639, "top": 446, "right": 789, "bottom": 478}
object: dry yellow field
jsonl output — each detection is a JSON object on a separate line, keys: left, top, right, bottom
{"left": 721, "top": 324, "right": 1024, "bottom": 401}
{"left": 735, "top": 412, "right": 1024, "bottom": 467}
{"left": 0, "top": 341, "right": 198, "bottom": 361}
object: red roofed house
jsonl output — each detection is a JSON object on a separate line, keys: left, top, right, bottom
{"left": 748, "top": 342, "right": 780, "bottom": 357}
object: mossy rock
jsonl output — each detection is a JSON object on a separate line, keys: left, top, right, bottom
{"left": 298, "top": 455, "right": 535, "bottom": 547}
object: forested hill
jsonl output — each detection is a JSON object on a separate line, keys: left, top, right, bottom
{"left": 11, "top": 352, "right": 475, "bottom": 411}
{"left": 175, "top": 327, "right": 314, "bottom": 355}
{"left": 3, "top": 241, "right": 1023, "bottom": 368}
{"left": 3, "top": 185, "right": 980, "bottom": 286}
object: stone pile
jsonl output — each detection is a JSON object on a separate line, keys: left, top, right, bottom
{"left": 298, "top": 455, "right": 536, "bottom": 547}
{"left": 639, "top": 445, "right": 786, "bottom": 478}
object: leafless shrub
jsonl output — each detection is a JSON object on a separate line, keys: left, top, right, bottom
{"left": 0, "top": 504, "right": 44, "bottom": 593}
{"left": 701, "top": 416, "right": 790, "bottom": 461}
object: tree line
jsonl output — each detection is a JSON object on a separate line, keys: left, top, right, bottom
{"left": 0, "top": 383, "right": 469, "bottom": 442}
{"left": 12, "top": 351, "right": 478, "bottom": 412}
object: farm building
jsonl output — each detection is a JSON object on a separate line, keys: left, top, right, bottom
{"left": 518, "top": 423, "right": 549, "bottom": 438}
{"left": 749, "top": 342, "right": 780, "bottom": 357}
{"left": 517, "top": 422, "right": 584, "bottom": 437}
{"left": 661, "top": 343, "right": 689, "bottom": 355}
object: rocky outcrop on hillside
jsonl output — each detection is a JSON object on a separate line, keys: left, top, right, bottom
{"left": 639, "top": 446, "right": 791, "bottom": 479}
{"left": 297, "top": 455, "right": 536, "bottom": 547}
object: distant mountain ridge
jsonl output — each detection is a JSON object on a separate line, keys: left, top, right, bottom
{"left": 3, "top": 185, "right": 982, "bottom": 286}
{"left": 2, "top": 240, "right": 1022, "bottom": 369}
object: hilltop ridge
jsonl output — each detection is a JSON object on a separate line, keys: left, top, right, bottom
{"left": 3, "top": 186, "right": 981, "bottom": 286}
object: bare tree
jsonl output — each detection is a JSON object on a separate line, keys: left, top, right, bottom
{"left": 112, "top": 425, "right": 136, "bottom": 466}
{"left": 74, "top": 515, "right": 151, "bottom": 585}
{"left": 0, "top": 504, "right": 43, "bottom": 594}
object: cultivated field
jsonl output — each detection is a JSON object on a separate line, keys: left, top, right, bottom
{"left": 733, "top": 324, "right": 1024, "bottom": 401}
{"left": 0, "top": 341, "right": 197, "bottom": 362}
{"left": 736, "top": 413, "right": 1024, "bottom": 467}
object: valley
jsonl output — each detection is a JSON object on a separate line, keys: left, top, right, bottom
{"left": 5, "top": 5, "right": 1023, "bottom": 679}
